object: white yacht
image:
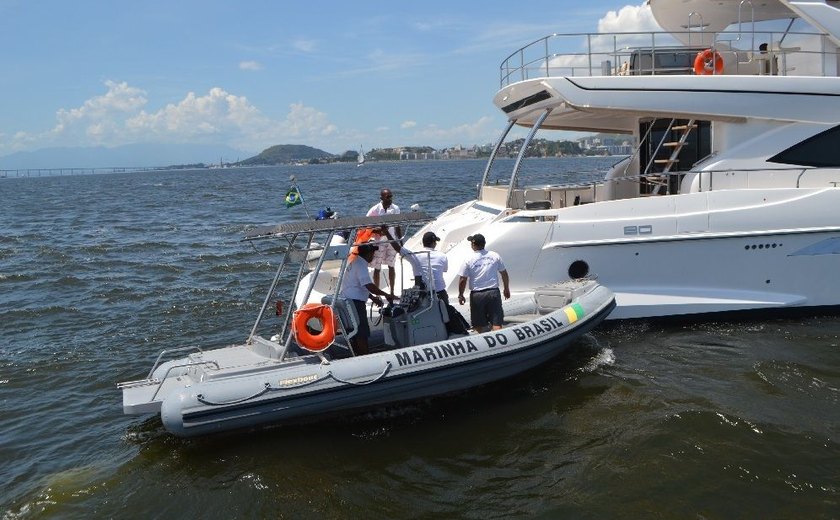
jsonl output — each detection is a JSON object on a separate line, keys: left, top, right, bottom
{"left": 383, "top": 0, "right": 840, "bottom": 320}
{"left": 301, "top": 1, "right": 840, "bottom": 320}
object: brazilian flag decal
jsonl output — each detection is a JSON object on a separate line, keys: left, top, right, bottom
{"left": 284, "top": 187, "right": 302, "bottom": 208}
{"left": 563, "top": 302, "right": 586, "bottom": 323}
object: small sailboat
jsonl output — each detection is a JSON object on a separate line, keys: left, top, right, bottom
{"left": 357, "top": 146, "right": 365, "bottom": 167}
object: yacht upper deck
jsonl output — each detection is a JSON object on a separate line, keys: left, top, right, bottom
{"left": 500, "top": 29, "right": 839, "bottom": 87}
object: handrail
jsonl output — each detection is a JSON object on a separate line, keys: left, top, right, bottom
{"left": 643, "top": 118, "right": 677, "bottom": 176}
{"left": 145, "top": 345, "right": 205, "bottom": 379}
{"left": 260, "top": 214, "right": 435, "bottom": 361}
{"left": 248, "top": 233, "right": 296, "bottom": 343}
{"left": 499, "top": 29, "right": 835, "bottom": 87}
{"left": 478, "top": 119, "right": 516, "bottom": 199}
{"left": 150, "top": 361, "right": 220, "bottom": 401}
{"left": 506, "top": 109, "right": 552, "bottom": 208}
{"left": 536, "top": 166, "right": 828, "bottom": 194}
{"left": 687, "top": 12, "right": 704, "bottom": 50}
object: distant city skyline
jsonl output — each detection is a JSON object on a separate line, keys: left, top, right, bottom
{"left": 0, "top": 1, "right": 660, "bottom": 165}
{"left": 0, "top": 132, "right": 634, "bottom": 170}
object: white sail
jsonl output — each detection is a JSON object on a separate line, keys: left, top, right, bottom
{"left": 357, "top": 146, "right": 365, "bottom": 166}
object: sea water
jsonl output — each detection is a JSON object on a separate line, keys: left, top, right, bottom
{"left": 1, "top": 158, "right": 838, "bottom": 518}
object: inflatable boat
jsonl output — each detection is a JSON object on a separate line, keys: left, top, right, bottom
{"left": 119, "top": 213, "right": 615, "bottom": 437}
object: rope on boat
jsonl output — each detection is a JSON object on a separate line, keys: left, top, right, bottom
{"left": 327, "top": 361, "right": 391, "bottom": 385}
{"left": 196, "top": 382, "right": 272, "bottom": 406}
{"left": 194, "top": 361, "right": 392, "bottom": 406}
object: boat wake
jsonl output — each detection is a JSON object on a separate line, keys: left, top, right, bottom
{"left": 581, "top": 347, "right": 615, "bottom": 373}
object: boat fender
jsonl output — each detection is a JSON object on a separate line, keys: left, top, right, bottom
{"left": 293, "top": 303, "right": 336, "bottom": 352}
{"left": 693, "top": 49, "right": 724, "bottom": 75}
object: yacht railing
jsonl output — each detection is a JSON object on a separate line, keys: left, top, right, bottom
{"left": 484, "top": 166, "right": 839, "bottom": 210}
{"left": 500, "top": 30, "right": 838, "bottom": 87}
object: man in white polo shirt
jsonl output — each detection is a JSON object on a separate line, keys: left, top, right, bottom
{"left": 366, "top": 188, "right": 402, "bottom": 297}
{"left": 383, "top": 229, "right": 450, "bottom": 302}
{"left": 340, "top": 243, "right": 396, "bottom": 355}
{"left": 457, "top": 233, "right": 510, "bottom": 333}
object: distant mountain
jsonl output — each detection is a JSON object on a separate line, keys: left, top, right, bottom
{"left": 238, "top": 144, "right": 334, "bottom": 165}
{"left": 0, "top": 143, "right": 252, "bottom": 169}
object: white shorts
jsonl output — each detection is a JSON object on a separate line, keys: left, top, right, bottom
{"left": 371, "top": 237, "right": 397, "bottom": 269}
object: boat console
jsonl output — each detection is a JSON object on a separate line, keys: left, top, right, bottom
{"left": 382, "top": 285, "right": 449, "bottom": 348}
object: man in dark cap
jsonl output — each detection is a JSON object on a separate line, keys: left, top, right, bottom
{"left": 457, "top": 233, "right": 510, "bottom": 332}
{"left": 340, "top": 243, "right": 396, "bottom": 355}
{"left": 384, "top": 228, "right": 450, "bottom": 302}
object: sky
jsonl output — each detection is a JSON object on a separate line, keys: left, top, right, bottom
{"left": 0, "top": 1, "right": 660, "bottom": 158}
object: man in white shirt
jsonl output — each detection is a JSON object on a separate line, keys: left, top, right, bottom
{"left": 384, "top": 229, "right": 449, "bottom": 302}
{"left": 366, "top": 188, "right": 402, "bottom": 297}
{"left": 340, "top": 243, "right": 396, "bottom": 355}
{"left": 457, "top": 234, "right": 510, "bottom": 333}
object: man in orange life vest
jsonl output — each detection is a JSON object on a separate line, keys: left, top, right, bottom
{"left": 340, "top": 243, "right": 396, "bottom": 355}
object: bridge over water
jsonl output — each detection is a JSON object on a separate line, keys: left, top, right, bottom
{"left": 0, "top": 167, "right": 170, "bottom": 178}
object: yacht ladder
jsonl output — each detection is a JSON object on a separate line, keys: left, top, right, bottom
{"left": 648, "top": 119, "right": 697, "bottom": 194}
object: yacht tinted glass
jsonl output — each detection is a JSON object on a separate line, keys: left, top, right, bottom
{"left": 768, "top": 125, "right": 840, "bottom": 167}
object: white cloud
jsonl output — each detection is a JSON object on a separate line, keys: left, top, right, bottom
{"left": 3, "top": 130, "right": 37, "bottom": 153}
{"left": 0, "top": 81, "right": 344, "bottom": 154}
{"left": 597, "top": 3, "right": 660, "bottom": 33}
{"left": 123, "top": 87, "right": 265, "bottom": 143}
{"left": 337, "top": 49, "right": 428, "bottom": 77}
{"left": 543, "top": 3, "right": 667, "bottom": 75}
{"left": 283, "top": 102, "right": 337, "bottom": 137}
{"left": 46, "top": 80, "right": 148, "bottom": 147}
{"left": 293, "top": 39, "right": 317, "bottom": 53}
{"left": 55, "top": 81, "right": 146, "bottom": 127}
{"left": 239, "top": 60, "right": 263, "bottom": 71}
{"left": 0, "top": 80, "right": 503, "bottom": 157}
{"left": 412, "top": 116, "right": 497, "bottom": 144}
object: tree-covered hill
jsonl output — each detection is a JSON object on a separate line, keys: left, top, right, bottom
{"left": 238, "top": 144, "right": 334, "bottom": 165}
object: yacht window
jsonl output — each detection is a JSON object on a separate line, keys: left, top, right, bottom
{"left": 768, "top": 125, "right": 840, "bottom": 167}
{"left": 501, "top": 90, "right": 552, "bottom": 114}
{"left": 471, "top": 203, "right": 503, "bottom": 215}
{"left": 629, "top": 48, "right": 706, "bottom": 75}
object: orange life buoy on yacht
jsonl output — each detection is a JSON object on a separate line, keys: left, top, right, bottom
{"left": 693, "top": 49, "right": 724, "bottom": 75}
{"left": 349, "top": 227, "right": 376, "bottom": 263}
{"left": 292, "top": 303, "right": 336, "bottom": 352}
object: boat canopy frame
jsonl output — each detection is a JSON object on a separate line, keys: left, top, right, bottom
{"left": 479, "top": 109, "right": 555, "bottom": 209}
{"left": 243, "top": 212, "right": 434, "bottom": 359}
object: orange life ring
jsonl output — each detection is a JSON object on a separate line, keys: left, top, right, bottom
{"left": 693, "top": 49, "right": 724, "bottom": 75}
{"left": 349, "top": 227, "right": 376, "bottom": 263}
{"left": 292, "top": 303, "right": 336, "bottom": 352}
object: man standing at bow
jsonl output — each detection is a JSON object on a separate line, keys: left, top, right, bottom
{"left": 366, "top": 188, "right": 402, "bottom": 297}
